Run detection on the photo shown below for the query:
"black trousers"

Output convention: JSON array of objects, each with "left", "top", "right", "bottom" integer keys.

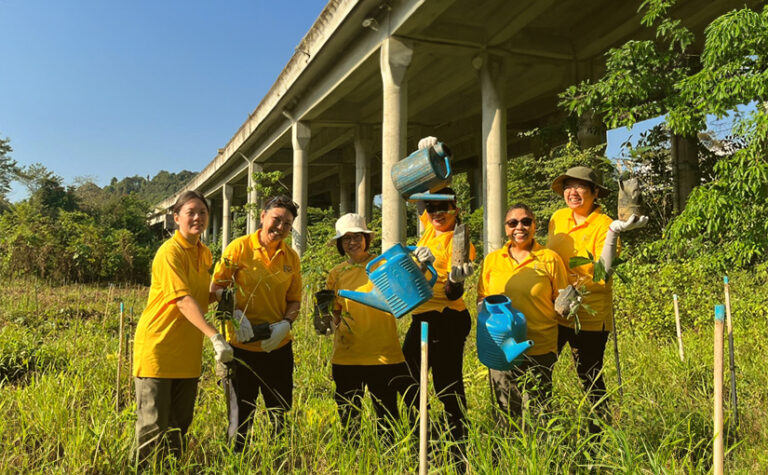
[
  {"left": 402, "top": 308, "right": 471, "bottom": 443},
  {"left": 227, "top": 342, "right": 293, "bottom": 451},
  {"left": 557, "top": 325, "right": 609, "bottom": 409},
  {"left": 332, "top": 362, "right": 410, "bottom": 438},
  {"left": 488, "top": 352, "right": 558, "bottom": 423}
]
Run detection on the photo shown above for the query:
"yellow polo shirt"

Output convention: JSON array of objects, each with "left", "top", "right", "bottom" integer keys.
[
  {"left": 212, "top": 234, "right": 302, "bottom": 352},
  {"left": 326, "top": 256, "right": 405, "bottom": 366},
  {"left": 413, "top": 211, "right": 477, "bottom": 314},
  {"left": 547, "top": 206, "right": 619, "bottom": 331},
  {"left": 477, "top": 242, "right": 568, "bottom": 355},
  {"left": 133, "top": 231, "right": 212, "bottom": 379}
]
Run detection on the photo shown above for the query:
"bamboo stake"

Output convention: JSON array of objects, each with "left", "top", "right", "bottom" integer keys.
[
  {"left": 419, "top": 321, "right": 429, "bottom": 475},
  {"left": 713, "top": 305, "right": 725, "bottom": 475},
  {"left": 723, "top": 277, "right": 739, "bottom": 427},
  {"left": 611, "top": 303, "right": 623, "bottom": 398},
  {"left": 673, "top": 294, "right": 684, "bottom": 361},
  {"left": 127, "top": 306, "right": 135, "bottom": 403},
  {"left": 116, "top": 302, "right": 125, "bottom": 411}
]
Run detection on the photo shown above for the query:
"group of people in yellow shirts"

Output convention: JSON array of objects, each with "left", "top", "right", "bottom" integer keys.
[{"left": 131, "top": 136, "right": 647, "bottom": 466}]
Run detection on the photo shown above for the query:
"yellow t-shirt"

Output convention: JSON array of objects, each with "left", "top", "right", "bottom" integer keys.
[
  {"left": 547, "top": 206, "right": 619, "bottom": 331},
  {"left": 133, "top": 231, "right": 213, "bottom": 379},
  {"left": 326, "top": 256, "right": 405, "bottom": 365},
  {"left": 477, "top": 242, "right": 568, "bottom": 355},
  {"left": 212, "top": 234, "right": 302, "bottom": 352},
  {"left": 413, "top": 211, "right": 477, "bottom": 314}
]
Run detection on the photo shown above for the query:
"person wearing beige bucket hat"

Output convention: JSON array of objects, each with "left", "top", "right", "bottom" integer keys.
[
  {"left": 321, "top": 213, "right": 410, "bottom": 441},
  {"left": 547, "top": 166, "right": 647, "bottom": 430}
]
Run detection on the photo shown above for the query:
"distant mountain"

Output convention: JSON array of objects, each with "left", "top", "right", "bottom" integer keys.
[{"left": 104, "top": 170, "right": 197, "bottom": 204}]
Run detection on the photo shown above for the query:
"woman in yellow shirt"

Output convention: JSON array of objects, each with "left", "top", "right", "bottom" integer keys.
[
  {"left": 547, "top": 166, "right": 646, "bottom": 418},
  {"left": 133, "top": 190, "right": 233, "bottom": 465},
  {"left": 211, "top": 195, "right": 302, "bottom": 450},
  {"left": 322, "top": 213, "right": 410, "bottom": 440},
  {"left": 477, "top": 203, "right": 569, "bottom": 421}
]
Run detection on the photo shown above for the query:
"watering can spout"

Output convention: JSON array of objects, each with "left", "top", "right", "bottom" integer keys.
[
  {"left": 501, "top": 339, "right": 534, "bottom": 363},
  {"left": 337, "top": 289, "right": 391, "bottom": 314}
]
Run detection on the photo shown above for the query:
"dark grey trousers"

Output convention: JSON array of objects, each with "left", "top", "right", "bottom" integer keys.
[
  {"left": 134, "top": 377, "right": 198, "bottom": 466},
  {"left": 488, "top": 352, "right": 557, "bottom": 423}
]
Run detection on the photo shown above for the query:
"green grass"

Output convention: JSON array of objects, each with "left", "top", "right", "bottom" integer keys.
[{"left": 0, "top": 276, "right": 766, "bottom": 474}]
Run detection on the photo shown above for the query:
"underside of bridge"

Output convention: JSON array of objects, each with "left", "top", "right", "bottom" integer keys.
[{"left": 151, "top": 0, "right": 759, "bottom": 255}]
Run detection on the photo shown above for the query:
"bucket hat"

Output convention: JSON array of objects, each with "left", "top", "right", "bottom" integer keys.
[
  {"left": 329, "top": 213, "right": 373, "bottom": 242},
  {"left": 551, "top": 166, "right": 609, "bottom": 197}
]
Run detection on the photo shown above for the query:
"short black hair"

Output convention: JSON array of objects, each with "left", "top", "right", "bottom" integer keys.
[
  {"left": 172, "top": 190, "right": 209, "bottom": 215},
  {"left": 506, "top": 203, "right": 535, "bottom": 220},
  {"left": 336, "top": 233, "right": 372, "bottom": 256},
  {"left": 264, "top": 194, "right": 299, "bottom": 219}
]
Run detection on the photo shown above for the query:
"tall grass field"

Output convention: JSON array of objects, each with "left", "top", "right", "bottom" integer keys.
[{"left": 1, "top": 269, "right": 766, "bottom": 474}]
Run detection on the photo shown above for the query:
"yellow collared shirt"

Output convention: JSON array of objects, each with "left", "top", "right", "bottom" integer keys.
[
  {"left": 413, "top": 211, "right": 477, "bottom": 314},
  {"left": 133, "top": 231, "right": 213, "bottom": 379},
  {"left": 326, "top": 256, "right": 405, "bottom": 365},
  {"left": 212, "top": 233, "right": 302, "bottom": 352},
  {"left": 477, "top": 241, "right": 568, "bottom": 355},
  {"left": 547, "top": 206, "right": 619, "bottom": 331}
]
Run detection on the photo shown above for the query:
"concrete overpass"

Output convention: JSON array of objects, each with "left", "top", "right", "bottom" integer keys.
[{"left": 150, "top": 0, "right": 753, "bottom": 256}]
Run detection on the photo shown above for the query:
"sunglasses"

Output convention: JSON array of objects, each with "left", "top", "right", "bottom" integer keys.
[
  {"left": 425, "top": 203, "right": 455, "bottom": 214},
  {"left": 505, "top": 217, "right": 533, "bottom": 227}
]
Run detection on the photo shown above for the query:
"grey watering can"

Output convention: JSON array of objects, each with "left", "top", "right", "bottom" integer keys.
[{"left": 390, "top": 142, "right": 454, "bottom": 201}]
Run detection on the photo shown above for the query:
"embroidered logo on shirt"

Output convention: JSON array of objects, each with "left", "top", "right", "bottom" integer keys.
[{"left": 284, "top": 265, "right": 292, "bottom": 273}]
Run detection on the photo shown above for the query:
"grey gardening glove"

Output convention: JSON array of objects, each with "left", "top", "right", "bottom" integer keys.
[
  {"left": 233, "top": 309, "right": 254, "bottom": 343},
  {"left": 413, "top": 246, "right": 436, "bottom": 266},
  {"left": 209, "top": 333, "right": 233, "bottom": 363},
  {"left": 448, "top": 262, "right": 475, "bottom": 283},
  {"left": 418, "top": 136, "right": 438, "bottom": 150},
  {"left": 554, "top": 285, "right": 582, "bottom": 317},
  {"left": 261, "top": 319, "right": 291, "bottom": 353}
]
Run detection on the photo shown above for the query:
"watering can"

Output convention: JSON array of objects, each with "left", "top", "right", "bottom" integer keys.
[
  {"left": 391, "top": 142, "right": 454, "bottom": 201},
  {"left": 476, "top": 295, "right": 534, "bottom": 370},
  {"left": 337, "top": 243, "right": 437, "bottom": 318}
]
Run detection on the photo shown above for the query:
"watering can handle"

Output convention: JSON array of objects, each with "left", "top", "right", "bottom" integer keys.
[
  {"left": 366, "top": 252, "right": 386, "bottom": 274},
  {"left": 407, "top": 246, "right": 438, "bottom": 287}
]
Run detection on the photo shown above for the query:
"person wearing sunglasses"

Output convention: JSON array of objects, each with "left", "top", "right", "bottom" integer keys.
[
  {"left": 547, "top": 167, "right": 647, "bottom": 428},
  {"left": 477, "top": 203, "right": 569, "bottom": 425},
  {"left": 402, "top": 136, "right": 477, "bottom": 463},
  {"left": 321, "top": 213, "right": 410, "bottom": 441},
  {"left": 210, "top": 195, "right": 302, "bottom": 450}
]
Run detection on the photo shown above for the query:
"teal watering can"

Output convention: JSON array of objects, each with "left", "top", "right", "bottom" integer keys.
[
  {"left": 476, "top": 295, "right": 533, "bottom": 370},
  {"left": 391, "top": 142, "right": 454, "bottom": 201},
  {"left": 337, "top": 243, "right": 437, "bottom": 318}
]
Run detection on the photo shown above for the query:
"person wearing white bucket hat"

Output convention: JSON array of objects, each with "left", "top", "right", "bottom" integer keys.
[{"left": 321, "top": 213, "right": 410, "bottom": 440}]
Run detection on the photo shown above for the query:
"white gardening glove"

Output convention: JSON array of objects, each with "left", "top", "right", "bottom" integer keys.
[
  {"left": 233, "top": 309, "right": 254, "bottom": 343},
  {"left": 413, "top": 246, "right": 436, "bottom": 266},
  {"left": 448, "top": 262, "right": 475, "bottom": 283},
  {"left": 418, "top": 136, "right": 438, "bottom": 150},
  {"left": 609, "top": 214, "right": 648, "bottom": 233},
  {"left": 209, "top": 333, "right": 233, "bottom": 363},
  {"left": 214, "top": 288, "right": 224, "bottom": 301},
  {"left": 261, "top": 319, "right": 291, "bottom": 353}
]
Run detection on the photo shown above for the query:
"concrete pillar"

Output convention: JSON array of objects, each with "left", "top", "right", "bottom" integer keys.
[
  {"left": 577, "top": 110, "right": 607, "bottom": 149},
  {"left": 474, "top": 53, "right": 507, "bottom": 254},
  {"left": 380, "top": 37, "right": 413, "bottom": 251},
  {"left": 203, "top": 198, "right": 212, "bottom": 242},
  {"left": 247, "top": 161, "right": 263, "bottom": 234},
  {"left": 212, "top": 201, "right": 219, "bottom": 245},
  {"left": 354, "top": 125, "right": 373, "bottom": 221},
  {"left": 291, "top": 121, "right": 311, "bottom": 256},
  {"left": 330, "top": 184, "right": 341, "bottom": 216},
  {"left": 222, "top": 184, "right": 233, "bottom": 250}
]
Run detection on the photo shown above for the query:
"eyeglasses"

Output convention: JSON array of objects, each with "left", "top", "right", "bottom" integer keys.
[
  {"left": 563, "top": 182, "right": 592, "bottom": 192},
  {"left": 341, "top": 233, "right": 365, "bottom": 243},
  {"left": 425, "top": 203, "right": 456, "bottom": 215},
  {"left": 505, "top": 217, "right": 533, "bottom": 227}
]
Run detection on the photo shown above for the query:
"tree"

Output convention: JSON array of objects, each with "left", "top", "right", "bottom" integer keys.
[{"left": 0, "top": 136, "right": 19, "bottom": 210}]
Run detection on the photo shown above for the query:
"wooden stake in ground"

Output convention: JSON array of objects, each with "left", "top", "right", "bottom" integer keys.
[
  {"left": 713, "top": 304, "right": 725, "bottom": 475},
  {"left": 102, "top": 283, "right": 114, "bottom": 328},
  {"left": 116, "top": 302, "right": 125, "bottom": 411},
  {"left": 611, "top": 303, "right": 623, "bottom": 398},
  {"left": 723, "top": 276, "right": 739, "bottom": 427},
  {"left": 673, "top": 294, "right": 684, "bottom": 361},
  {"left": 419, "top": 321, "right": 429, "bottom": 475}
]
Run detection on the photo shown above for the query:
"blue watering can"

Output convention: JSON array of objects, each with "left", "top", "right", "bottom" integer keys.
[
  {"left": 338, "top": 243, "right": 437, "bottom": 318},
  {"left": 391, "top": 142, "right": 454, "bottom": 201},
  {"left": 476, "top": 295, "right": 533, "bottom": 370}
]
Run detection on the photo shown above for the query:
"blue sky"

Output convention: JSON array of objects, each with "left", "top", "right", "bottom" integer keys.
[{"left": 0, "top": 0, "right": 326, "bottom": 200}]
